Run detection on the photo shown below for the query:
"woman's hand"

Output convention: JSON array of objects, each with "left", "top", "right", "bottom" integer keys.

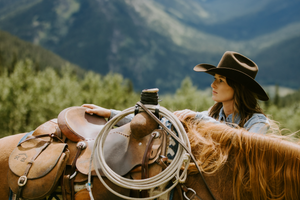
[
  {"left": 81, "top": 104, "right": 111, "bottom": 118},
  {"left": 174, "top": 109, "right": 196, "bottom": 121}
]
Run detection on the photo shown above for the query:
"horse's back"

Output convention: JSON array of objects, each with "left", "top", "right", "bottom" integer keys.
[{"left": 0, "top": 133, "right": 27, "bottom": 200}]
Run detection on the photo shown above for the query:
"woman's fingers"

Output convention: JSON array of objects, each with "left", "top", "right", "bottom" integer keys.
[
  {"left": 85, "top": 108, "right": 94, "bottom": 115},
  {"left": 81, "top": 104, "right": 98, "bottom": 109},
  {"left": 81, "top": 104, "right": 111, "bottom": 118},
  {"left": 174, "top": 109, "right": 196, "bottom": 121}
]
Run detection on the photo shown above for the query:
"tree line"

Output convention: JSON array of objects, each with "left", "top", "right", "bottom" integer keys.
[{"left": 0, "top": 59, "right": 299, "bottom": 138}]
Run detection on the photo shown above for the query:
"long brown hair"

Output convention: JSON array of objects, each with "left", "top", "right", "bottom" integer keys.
[
  {"left": 209, "top": 77, "right": 266, "bottom": 127},
  {"left": 184, "top": 120, "right": 300, "bottom": 200}
]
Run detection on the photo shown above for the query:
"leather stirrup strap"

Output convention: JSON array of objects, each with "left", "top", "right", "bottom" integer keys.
[
  {"left": 15, "top": 141, "right": 50, "bottom": 200},
  {"left": 139, "top": 132, "right": 157, "bottom": 198},
  {"left": 141, "top": 132, "right": 157, "bottom": 179},
  {"left": 62, "top": 141, "right": 86, "bottom": 200},
  {"left": 136, "top": 102, "right": 216, "bottom": 200}
]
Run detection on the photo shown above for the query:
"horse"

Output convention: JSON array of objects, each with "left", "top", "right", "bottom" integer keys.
[
  {"left": 1, "top": 113, "right": 300, "bottom": 199},
  {"left": 182, "top": 120, "right": 300, "bottom": 200}
]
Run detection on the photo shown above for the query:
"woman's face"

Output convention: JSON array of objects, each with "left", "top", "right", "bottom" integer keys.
[{"left": 211, "top": 74, "right": 234, "bottom": 104}]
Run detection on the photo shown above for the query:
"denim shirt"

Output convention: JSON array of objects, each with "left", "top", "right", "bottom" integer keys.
[
  {"left": 195, "top": 107, "right": 270, "bottom": 134},
  {"left": 109, "top": 109, "right": 134, "bottom": 126},
  {"left": 110, "top": 107, "right": 270, "bottom": 134}
]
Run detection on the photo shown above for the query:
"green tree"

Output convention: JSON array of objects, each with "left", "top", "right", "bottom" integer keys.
[
  {"left": 160, "top": 77, "right": 213, "bottom": 112},
  {"left": 0, "top": 59, "right": 139, "bottom": 137},
  {"left": 1, "top": 60, "right": 299, "bottom": 139}
]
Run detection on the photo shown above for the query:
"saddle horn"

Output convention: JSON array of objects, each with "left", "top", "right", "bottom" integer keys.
[{"left": 131, "top": 88, "right": 160, "bottom": 139}]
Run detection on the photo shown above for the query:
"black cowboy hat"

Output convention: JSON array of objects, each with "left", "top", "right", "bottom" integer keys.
[{"left": 193, "top": 51, "right": 269, "bottom": 101}]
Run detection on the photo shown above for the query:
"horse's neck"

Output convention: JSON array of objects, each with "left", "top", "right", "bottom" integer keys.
[
  {"left": 173, "top": 157, "right": 236, "bottom": 200},
  {"left": 199, "top": 165, "right": 234, "bottom": 200}
]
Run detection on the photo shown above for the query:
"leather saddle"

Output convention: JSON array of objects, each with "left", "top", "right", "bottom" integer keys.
[
  {"left": 57, "top": 106, "right": 167, "bottom": 177},
  {"left": 8, "top": 106, "right": 168, "bottom": 199},
  {"left": 8, "top": 120, "right": 69, "bottom": 200}
]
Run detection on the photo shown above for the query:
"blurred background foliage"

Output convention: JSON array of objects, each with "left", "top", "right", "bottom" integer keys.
[
  {"left": 1, "top": 58, "right": 300, "bottom": 138},
  {"left": 0, "top": 59, "right": 140, "bottom": 136}
]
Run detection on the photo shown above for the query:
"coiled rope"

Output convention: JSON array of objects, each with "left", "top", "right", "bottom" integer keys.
[{"left": 87, "top": 104, "right": 191, "bottom": 200}]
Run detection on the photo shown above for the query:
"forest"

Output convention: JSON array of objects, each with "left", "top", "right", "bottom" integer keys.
[{"left": 0, "top": 58, "right": 300, "bottom": 138}]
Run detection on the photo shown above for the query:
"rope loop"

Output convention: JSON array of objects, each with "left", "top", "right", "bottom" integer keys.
[{"left": 87, "top": 104, "right": 191, "bottom": 199}]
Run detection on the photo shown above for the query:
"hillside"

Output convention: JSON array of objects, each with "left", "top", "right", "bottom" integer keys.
[
  {"left": 0, "top": 0, "right": 299, "bottom": 93},
  {"left": 253, "top": 35, "right": 300, "bottom": 89},
  {"left": 155, "top": 0, "right": 300, "bottom": 40},
  {"left": 0, "top": 30, "right": 83, "bottom": 74}
]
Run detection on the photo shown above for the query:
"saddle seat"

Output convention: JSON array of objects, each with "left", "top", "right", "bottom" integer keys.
[{"left": 58, "top": 106, "right": 107, "bottom": 142}]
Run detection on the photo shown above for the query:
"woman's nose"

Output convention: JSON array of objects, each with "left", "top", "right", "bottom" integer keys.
[{"left": 211, "top": 80, "right": 216, "bottom": 89}]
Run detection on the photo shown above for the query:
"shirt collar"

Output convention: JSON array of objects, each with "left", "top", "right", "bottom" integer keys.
[{"left": 218, "top": 107, "right": 241, "bottom": 124}]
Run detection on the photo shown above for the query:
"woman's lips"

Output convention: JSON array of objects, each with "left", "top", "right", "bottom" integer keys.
[{"left": 212, "top": 90, "right": 217, "bottom": 94}]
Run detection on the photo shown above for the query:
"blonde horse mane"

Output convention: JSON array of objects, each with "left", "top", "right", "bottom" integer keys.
[{"left": 184, "top": 120, "right": 300, "bottom": 200}]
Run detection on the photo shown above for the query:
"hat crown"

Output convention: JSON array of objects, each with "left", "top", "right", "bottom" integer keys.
[{"left": 218, "top": 51, "right": 258, "bottom": 79}]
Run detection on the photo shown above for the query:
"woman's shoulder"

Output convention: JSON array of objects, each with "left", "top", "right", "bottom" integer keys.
[
  {"left": 244, "top": 113, "right": 270, "bottom": 134},
  {"left": 245, "top": 113, "right": 270, "bottom": 126},
  {"left": 195, "top": 110, "right": 209, "bottom": 118}
]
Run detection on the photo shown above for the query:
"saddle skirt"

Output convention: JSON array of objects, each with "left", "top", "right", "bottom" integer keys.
[
  {"left": 98, "top": 124, "right": 166, "bottom": 176},
  {"left": 8, "top": 135, "right": 69, "bottom": 199}
]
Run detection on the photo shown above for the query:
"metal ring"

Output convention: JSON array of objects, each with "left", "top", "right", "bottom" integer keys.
[
  {"left": 183, "top": 187, "right": 197, "bottom": 200},
  {"left": 18, "top": 175, "right": 27, "bottom": 187},
  {"left": 152, "top": 131, "right": 160, "bottom": 138}
]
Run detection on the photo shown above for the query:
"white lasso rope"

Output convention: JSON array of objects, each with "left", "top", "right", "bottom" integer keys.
[{"left": 87, "top": 104, "right": 191, "bottom": 200}]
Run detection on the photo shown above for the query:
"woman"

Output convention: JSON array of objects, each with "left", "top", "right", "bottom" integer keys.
[
  {"left": 175, "top": 51, "right": 270, "bottom": 134},
  {"left": 83, "top": 51, "right": 270, "bottom": 134}
]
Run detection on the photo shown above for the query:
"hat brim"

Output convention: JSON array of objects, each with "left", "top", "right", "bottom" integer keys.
[{"left": 194, "top": 64, "right": 269, "bottom": 101}]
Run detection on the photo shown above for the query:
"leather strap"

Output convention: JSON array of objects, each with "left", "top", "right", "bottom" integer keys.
[
  {"left": 139, "top": 132, "right": 157, "bottom": 198},
  {"left": 136, "top": 102, "right": 216, "bottom": 200},
  {"left": 141, "top": 132, "right": 157, "bottom": 179},
  {"left": 15, "top": 141, "right": 50, "bottom": 200},
  {"left": 62, "top": 174, "right": 72, "bottom": 200},
  {"left": 62, "top": 140, "right": 86, "bottom": 200},
  {"left": 18, "top": 133, "right": 64, "bottom": 145}
]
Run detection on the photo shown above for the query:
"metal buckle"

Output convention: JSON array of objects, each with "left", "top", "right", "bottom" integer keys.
[
  {"left": 183, "top": 187, "right": 197, "bottom": 200},
  {"left": 18, "top": 175, "right": 27, "bottom": 187}
]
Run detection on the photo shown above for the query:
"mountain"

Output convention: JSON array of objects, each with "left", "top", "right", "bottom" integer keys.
[
  {"left": 253, "top": 35, "right": 300, "bottom": 89},
  {"left": 155, "top": 0, "right": 300, "bottom": 40},
  {"left": 0, "top": 0, "right": 299, "bottom": 93},
  {"left": 0, "top": 29, "right": 83, "bottom": 74}
]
